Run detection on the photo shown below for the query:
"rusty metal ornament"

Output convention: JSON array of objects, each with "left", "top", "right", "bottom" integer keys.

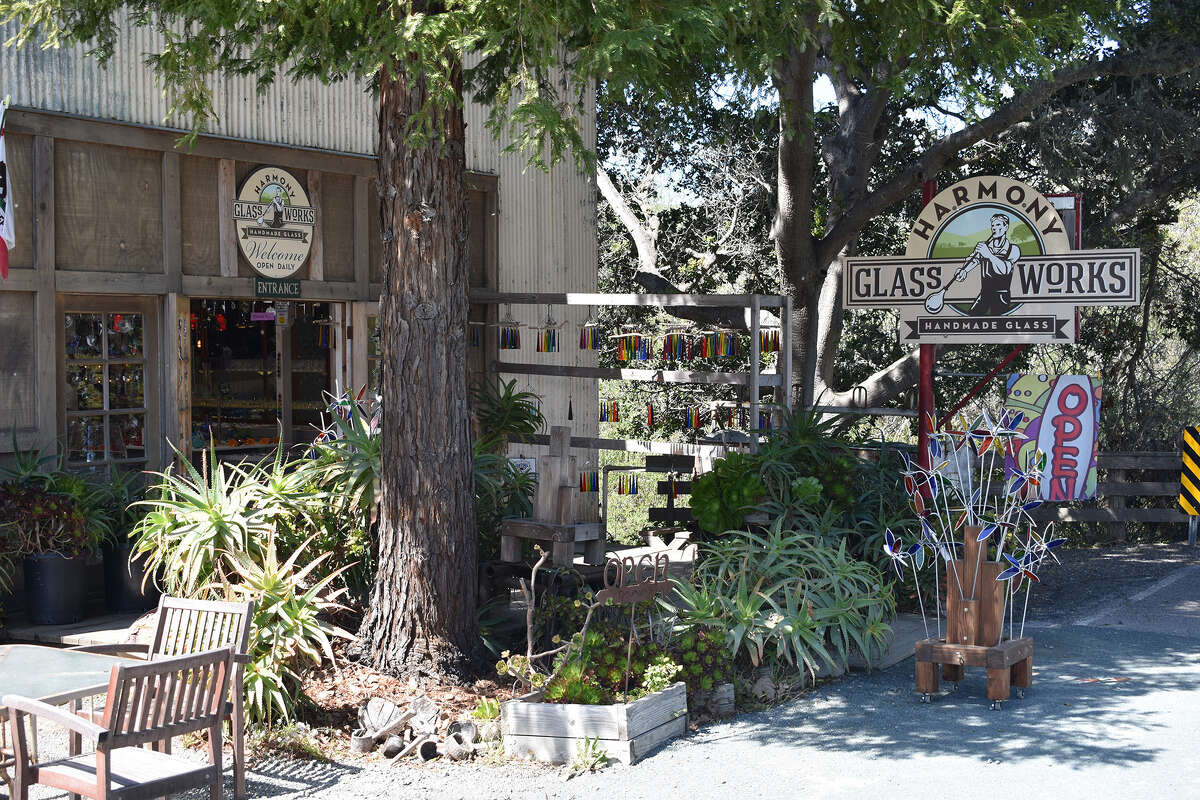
[{"left": 594, "top": 553, "right": 671, "bottom": 605}]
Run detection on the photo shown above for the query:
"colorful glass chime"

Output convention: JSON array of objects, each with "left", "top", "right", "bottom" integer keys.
[
  {"left": 616, "top": 333, "right": 651, "bottom": 361},
  {"left": 698, "top": 330, "right": 736, "bottom": 358},
  {"left": 616, "top": 473, "right": 639, "bottom": 495},
  {"left": 646, "top": 403, "right": 655, "bottom": 428},
  {"left": 599, "top": 401, "right": 620, "bottom": 422},
  {"left": 499, "top": 307, "right": 521, "bottom": 350},
  {"left": 579, "top": 323, "right": 600, "bottom": 350},
  {"left": 682, "top": 406, "right": 704, "bottom": 429},
  {"left": 662, "top": 331, "right": 692, "bottom": 360},
  {"left": 579, "top": 469, "right": 600, "bottom": 492},
  {"left": 759, "top": 329, "right": 781, "bottom": 353},
  {"left": 536, "top": 306, "right": 560, "bottom": 353},
  {"left": 758, "top": 411, "right": 774, "bottom": 430},
  {"left": 469, "top": 322, "right": 483, "bottom": 347}
]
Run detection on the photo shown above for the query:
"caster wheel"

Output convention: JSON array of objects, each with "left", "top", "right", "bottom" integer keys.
[
  {"left": 1015, "top": 689, "right": 1025, "bottom": 700},
  {"left": 919, "top": 693, "right": 932, "bottom": 704},
  {"left": 990, "top": 700, "right": 1003, "bottom": 711}
]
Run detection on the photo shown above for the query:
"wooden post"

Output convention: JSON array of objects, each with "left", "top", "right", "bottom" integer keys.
[
  {"left": 750, "top": 295, "right": 761, "bottom": 449},
  {"left": 1106, "top": 468, "right": 1128, "bottom": 542},
  {"left": 217, "top": 159, "right": 238, "bottom": 278},
  {"left": 33, "top": 136, "right": 57, "bottom": 453}
]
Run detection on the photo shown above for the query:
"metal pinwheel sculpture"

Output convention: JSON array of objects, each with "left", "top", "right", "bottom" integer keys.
[{"left": 894, "top": 407, "right": 1059, "bottom": 645}]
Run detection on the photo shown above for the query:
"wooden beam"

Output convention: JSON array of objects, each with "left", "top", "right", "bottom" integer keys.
[
  {"left": 1031, "top": 507, "right": 1188, "bottom": 524},
  {"left": 34, "top": 135, "right": 56, "bottom": 448},
  {"left": 494, "top": 360, "right": 781, "bottom": 387},
  {"left": 1097, "top": 452, "right": 1180, "bottom": 470},
  {"left": 354, "top": 175, "right": 370, "bottom": 299},
  {"left": 181, "top": 275, "right": 366, "bottom": 300},
  {"left": 0, "top": 269, "right": 37, "bottom": 291},
  {"left": 307, "top": 170, "right": 324, "bottom": 282},
  {"left": 57, "top": 272, "right": 169, "bottom": 295},
  {"left": 217, "top": 159, "right": 238, "bottom": 278},
  {"left": 161, "top": 152, "right": 183, "bottom": 294},
  {"left": 468, "top": 290, "right": 788, "bottom": 308},
  {"left": 6, "top": 108, "right": 376, "bottom": 177}
]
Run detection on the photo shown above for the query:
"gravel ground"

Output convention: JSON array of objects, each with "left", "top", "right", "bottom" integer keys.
[{"left": 13, "top": 541, "right": 1200, "bottom": 800}]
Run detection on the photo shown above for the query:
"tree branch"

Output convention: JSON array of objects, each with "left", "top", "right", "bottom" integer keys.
[{"left": 816, "top": 44, "right": 1200, "bottom": 269}]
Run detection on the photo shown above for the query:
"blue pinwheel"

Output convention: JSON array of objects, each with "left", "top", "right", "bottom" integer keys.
[
  {"left": 997, "top": 552, "right": 1040, "bottom": 585},
  {"left": 883, "top": 529, "right": 923, "bottom": 579}
]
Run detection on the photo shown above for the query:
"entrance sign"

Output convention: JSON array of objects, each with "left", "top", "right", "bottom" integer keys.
[
  {"left": 234, "top": 167, "right": 316, "bottom": 279},
  {"left": 1181, "top": 427, "right": 1200, "bottom": 516},
  {"left": 254, "top": 276, "right": 302, "bottom": 298},
  {"left": 844, "top": 176, "right": 1140, "bottom": 343},
  {"left": 1004, "top": 374, "right": 1102, "bottom": 501}
]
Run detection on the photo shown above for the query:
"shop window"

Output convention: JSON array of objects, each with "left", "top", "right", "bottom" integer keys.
[{"left": 63, "top": 311, "right": 148, "bottom": 468}]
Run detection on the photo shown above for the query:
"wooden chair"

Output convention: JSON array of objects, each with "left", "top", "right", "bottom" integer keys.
[
  {"left": 3, "top": 647, "right": 233, "bottom": 800},
  {"left": 71, "top": 597, "right": 254, "bottom": 800}
]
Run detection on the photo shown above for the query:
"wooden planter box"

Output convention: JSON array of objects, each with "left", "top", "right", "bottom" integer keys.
[{"left": 501, "top": 682, "right": 688, "bottom": 764}]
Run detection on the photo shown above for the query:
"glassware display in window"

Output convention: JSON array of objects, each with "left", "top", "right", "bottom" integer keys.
[{"left": 66, "top": 314, "right": 104, "bottom": 360}]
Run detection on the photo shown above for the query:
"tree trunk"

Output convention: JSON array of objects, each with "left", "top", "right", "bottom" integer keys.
[{"left": 359, "top": 57, "right": 478, "bottom": 679}]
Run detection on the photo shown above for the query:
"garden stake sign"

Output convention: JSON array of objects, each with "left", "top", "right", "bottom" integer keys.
[{"left": 890, "top": 408, "right": 1061, "bottom": 708}]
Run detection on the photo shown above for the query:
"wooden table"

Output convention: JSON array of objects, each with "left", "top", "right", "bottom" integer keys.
[{"left": 0, "top": 644, "right": 134, "bottom": 797}]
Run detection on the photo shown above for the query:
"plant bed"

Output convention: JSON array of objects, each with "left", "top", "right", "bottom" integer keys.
[{"left": 501, "top": 681, "right": 687, "bottom": 765}]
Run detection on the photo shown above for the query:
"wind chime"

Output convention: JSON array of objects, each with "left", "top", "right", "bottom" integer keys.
[
  {"left": 758, "top": 411, "right": 773, "bottom": 430},
  {"left": 579, "top": 463, "right": 600, "bottom": 492},
  {"left": 579, "top": 308, "right": 600, "bottom": 350},
  {"left": 499, "top": 305, "right": 521, "bottom": 350},
  {"left": 616, "top": 473, "right": 640, "bottom": 495},
  {"left": 615, "top": 331, "right": 651, "bottom": 361},
  {"left": 599, "top": 400, "right": 620, "bottom": 422},
  {"left": 759, "top": 328, "right": 781, "bottom": 353},
  {"left": 698, "top": 329, "right": 737, "bottom": 358},
  {"left": 682, "top": 406, "right": 705, "bottom": 430},
  {"left": 646, "top": 402, "right": 655, "bottom": 429},
  {"left": 662, "top": 329, "right": 692, "bottom": 360},
  {"left": 468, "top": 321, "right": 485, "bottom": 347},
  {"left": 536, "top": 305, "right": 561, "bottom": 353}
]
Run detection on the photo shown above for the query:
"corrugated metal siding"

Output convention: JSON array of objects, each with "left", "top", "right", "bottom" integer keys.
[{"left": 3, "top": 18, "right": 599, "bottom": 516}]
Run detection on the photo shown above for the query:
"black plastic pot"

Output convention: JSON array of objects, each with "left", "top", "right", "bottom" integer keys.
[
  {"left": 102, "top": 541, "right": 161, "bottom": 614},
  {"left": 23, "top": 552, "right": 87, "bottom": 625}
]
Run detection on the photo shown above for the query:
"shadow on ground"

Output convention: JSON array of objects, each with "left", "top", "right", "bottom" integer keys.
[{"left": 700, "top": 624, "right": 1200, "bottom": 769}]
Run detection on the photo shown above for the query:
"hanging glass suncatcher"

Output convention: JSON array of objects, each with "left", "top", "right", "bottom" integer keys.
[
  {"left": 662, "top": 330, "right": 691, "bottom": 360},
  {"left": 698, "top": 330, "right": 737, "bottom": 358},
  {"left": 758, "top": 411, "right": 773, "bottom": 430},
  {"left": 683, "top": 406, "right": 704, "bottom": 429},
  {"left": 499, "top": 306, "right": 521, "bottom": 350},
  {"left": 469, "top": 321, "right": 484, "bottom": 347},
  {"left": 646, "top": 403, "right": 655, "bottom": 429},
  {"left": 616, "top": 473, "right": 639, "bottom": 495},
  {"left": 579, "top": 308, "right": 600, "bottom": 350},
  {"left": 599, "top": 401, "right": 619, "bottom": 422},
  {"left": 536, "top": 305, "right": 561, "bottom": 353},
  {"left": 579, "top": 469, "right": 600, "bottom": 492},
  {"left": 616, "top": 332, "right": 651, "bottom": 361},
  {"left": 759, "top": 328, "right": 781, "bottom": 353}
]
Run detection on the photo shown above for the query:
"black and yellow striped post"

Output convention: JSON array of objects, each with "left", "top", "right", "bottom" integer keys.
[{"left": 1182, "top": 427, "right": 1200, "bottom": 545}]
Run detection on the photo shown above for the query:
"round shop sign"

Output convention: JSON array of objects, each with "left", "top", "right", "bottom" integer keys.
[{"left": 232, "top": 167, "right": 316, "bottom": 279}]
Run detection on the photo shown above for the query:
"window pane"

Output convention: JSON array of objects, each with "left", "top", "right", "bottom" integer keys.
[
  {"left": 66, "top": 364, "right": 105, "bottom": 410},
  {"left": 66, "top": 314, "right": 103, "bottom": 360},
  {"left": 108, "top": 364, "right": 144, "bottom": 409},
  {"left": 109, "top": 413, "right": 146, "bottom": 460},
  {"left": 0, "top": 293, "right": 36, "bottom": 430},
  {"left": 67, "top": 415, "right": 106, "bottom": 463},
  {"left": 107, "top": 313, "right": 143, "bottom": 359}
]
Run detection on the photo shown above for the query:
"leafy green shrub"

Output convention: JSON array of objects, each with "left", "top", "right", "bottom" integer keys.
[
  {"left": 0, "top": 483, "right": 93, "bottom": 556},
  {"left": 667, "top": 519, "right": 895, "bottom": 678},
  {"left": 472, "top": 379, "right": 543, "bottom": 560},
  {"left": 471, "top": 697, "right": 501, "bottom": 720},
  {"left": 689, "top": 452, "right": 766, "bottom": 534},
  {"left": 670, "top": 629, "right": 733, "bottom": 694}
]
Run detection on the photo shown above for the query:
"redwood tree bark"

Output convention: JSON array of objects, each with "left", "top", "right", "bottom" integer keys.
[{"left": 359, "top": 57, "right": 478, "bottom": 679}]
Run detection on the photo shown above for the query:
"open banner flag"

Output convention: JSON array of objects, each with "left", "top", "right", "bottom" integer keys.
[
  {"left": 0, "top": 98, "right": 13, "bottom": 280},
  {"left": 1005, "top": 373, "right": 1103, "bottom": 501}
]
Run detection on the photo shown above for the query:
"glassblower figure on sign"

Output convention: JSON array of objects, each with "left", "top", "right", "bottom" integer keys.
[{"left": 957, "top": 213, "right": 1021, "bottom": 316}]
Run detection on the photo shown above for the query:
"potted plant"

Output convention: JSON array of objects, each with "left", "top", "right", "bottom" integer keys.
[
  {"left": 0, "top": 482, "right": 94, "bottom": 625},
  {"left": 94, "top": 471, "right": 159, "bottom": 613}
]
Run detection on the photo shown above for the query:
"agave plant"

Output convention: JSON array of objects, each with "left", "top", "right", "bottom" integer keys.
[
  {"left": 303, "top": 391, "right": 381, "bottom": 525},
  {"left": 131, "top": 443, "right": 275, "bottom": 596},
  {"left": 220, "top": 533, "right": 353, "bottom": 725}
]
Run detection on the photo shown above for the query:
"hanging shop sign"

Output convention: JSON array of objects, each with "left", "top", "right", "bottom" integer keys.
[
  {"left": 843, "top": 176, "right": 1140, "bottom": 343},
  {"left": 1004, "top": 373, "right": 1103, "bottom": 501},
  {"left": 233, "top": 166, "right": 316, "bottom": 279}
]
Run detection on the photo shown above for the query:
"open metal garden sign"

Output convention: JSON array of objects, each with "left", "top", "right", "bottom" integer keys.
[{"left": 844, "top": 176, "right": 1140, "bottom": 343}]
